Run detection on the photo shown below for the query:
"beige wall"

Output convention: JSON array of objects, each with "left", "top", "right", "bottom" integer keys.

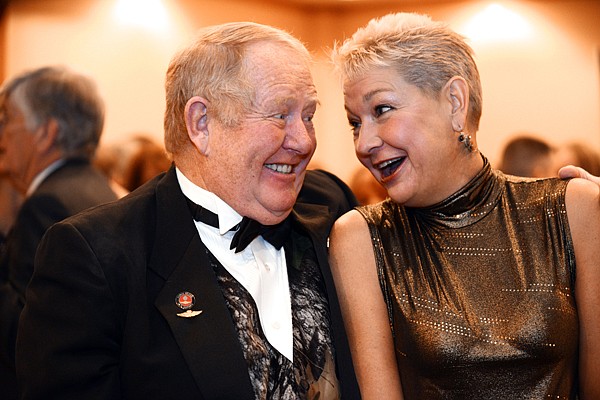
[
  {"left": 0, "top": 5, "right": 6, "bottom": 82},
  {"left": 2, "top": 0, "right": 600, "bottom": 183}
]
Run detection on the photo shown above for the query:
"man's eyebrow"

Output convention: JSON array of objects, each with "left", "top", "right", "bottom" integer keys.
[{"left": 272, "top": 94, "right": 320, "bottom": 108}]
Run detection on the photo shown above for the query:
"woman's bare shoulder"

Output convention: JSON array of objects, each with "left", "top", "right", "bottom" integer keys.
[
  {"left": 331, "top": 209, "right": 370, "bottom": 241},
  {"left": 565, "top": 177, "right": 600, "bottom": 221}
]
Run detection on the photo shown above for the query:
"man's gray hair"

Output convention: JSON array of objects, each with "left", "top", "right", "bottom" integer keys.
[
  {"left": 0, "top": 65, "right": 105, "bottom": 159},
  {"left": 163, "top": 21, "right": 312, "bottom": 156}
]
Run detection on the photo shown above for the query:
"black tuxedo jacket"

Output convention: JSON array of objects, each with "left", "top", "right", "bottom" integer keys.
[
  {"left": 0, "top": 159, "right": 117, "bottom": 399},
  {"left": 16, "top": 167, "right": 360, "bottom": 399}
]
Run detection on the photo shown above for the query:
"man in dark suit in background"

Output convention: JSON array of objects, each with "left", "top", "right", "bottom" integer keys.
[
  {"left": 17, "top": 22, "right": 359, "bottom": 399},
  {"left": 0, "top": 66, "right": 118, "bottom": 399}
]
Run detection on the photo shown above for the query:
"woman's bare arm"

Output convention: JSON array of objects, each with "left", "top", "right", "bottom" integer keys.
[
  {"left": 565, "top": 178, "right": 600, "bottom": 399},
  {"left": 329, "top": 209, "right": 404, "bottom": 399}
]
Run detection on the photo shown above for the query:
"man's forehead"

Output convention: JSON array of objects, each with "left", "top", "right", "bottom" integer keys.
[{"left": 261, "top": 91, "right": 318, "bottom": 108}]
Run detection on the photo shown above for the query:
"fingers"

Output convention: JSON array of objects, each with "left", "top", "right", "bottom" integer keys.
[
  {"left": 558, "top": 165, "right": 600, "bottom": 186},
  {"left": 559, "top": 165, "right": 586, "bottom": 179}
]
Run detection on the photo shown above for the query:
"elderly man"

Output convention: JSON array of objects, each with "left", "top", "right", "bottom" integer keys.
[
  {"left": 16, "top": 23, "right": 359, "bottom": 399},
  {"left": 0, "top": 66, "right": 118, "bottom": 399}
]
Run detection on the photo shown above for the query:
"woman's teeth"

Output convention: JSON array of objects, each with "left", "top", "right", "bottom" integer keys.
[{"left": 377, "top": 157, "right": 405, "bottom": 178}]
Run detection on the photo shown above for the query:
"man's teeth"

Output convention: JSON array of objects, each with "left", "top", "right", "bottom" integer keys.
[{"left": 265, "top": 164, "right": 292, "bottom": 174}]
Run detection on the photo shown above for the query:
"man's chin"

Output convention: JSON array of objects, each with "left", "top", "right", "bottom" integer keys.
[
  {"left": 261, "top": 208, "right": 293, "bottom": 225},
  {"left": 245, "top": 188, "right": 299, "bottom": 224},
  {"left": 254, "top": 202, "right": 294, "bottom": 225}
]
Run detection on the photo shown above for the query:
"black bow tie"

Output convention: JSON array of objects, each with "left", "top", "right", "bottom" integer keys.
[{"left": 187, "top": 198, "right": 291, "bottom": 253}]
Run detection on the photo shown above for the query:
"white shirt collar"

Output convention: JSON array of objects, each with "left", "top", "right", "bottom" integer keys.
[
  {"left": 175, "top": 167, "right": 294, "bottom": 362},
  {"left": 175, "top": 167, "right": 242, "bottom": 234},
  {"left": 27, "top": 159, "right": 67, "bottom": 197}
]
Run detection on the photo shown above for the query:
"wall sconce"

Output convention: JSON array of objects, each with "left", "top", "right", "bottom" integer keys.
[
  {"left": 461, "top": 3, "right": 533, "bottom": 43},
  {"left": 114, "top": 0, "right": 168, "bottom": 31}
]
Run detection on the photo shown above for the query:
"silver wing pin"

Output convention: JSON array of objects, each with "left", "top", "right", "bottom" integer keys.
[{"left": 176, "top": 309, "right": 203, "bottom": 318}]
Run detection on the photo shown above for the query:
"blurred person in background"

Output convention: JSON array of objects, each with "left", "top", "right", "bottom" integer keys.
[
  {"left": 93, "top": 142, "right": 129, "bottom": 198},
  {"left": 120, "top": 135, "right": 171, "bottom": 191},
  {"left": 0, "top": 65, "right": 118, "bottom": 399},
  {"left": 498, "top": 134, "right": 557, "bottom": 178},
  {"left": 0, "top": 174, "right": 22, "bottom": 243},
  {"left": 349, "top": 166, "right": 387, "bottom": 205},
  {"left": 94, "top": 134, "right": 171, "bottom": 195},
  {"left": 554, "top": 141, "right": 600, "bottom": 177}
]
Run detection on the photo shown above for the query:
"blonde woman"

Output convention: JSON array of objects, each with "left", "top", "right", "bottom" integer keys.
[{"left": 330, "top": 12, "right": 600, "bottom": 399}]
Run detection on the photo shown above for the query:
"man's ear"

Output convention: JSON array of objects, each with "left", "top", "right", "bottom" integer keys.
[
  {"left": 184, "top": 96, "right": 210, "bottom": 154},
  {"left": 34, "top": 118, "right": 59, "bottom": 154},
  {"left": 445, "top": 76, "right": 469, "bottom": 131}
]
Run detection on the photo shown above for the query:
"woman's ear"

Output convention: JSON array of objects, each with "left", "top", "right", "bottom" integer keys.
[
  {"left": 445, "top": 76, "right": 469, "bottom": 131},
  {"left": 184, "top": 96, "right": 210, "bottom": 154}
]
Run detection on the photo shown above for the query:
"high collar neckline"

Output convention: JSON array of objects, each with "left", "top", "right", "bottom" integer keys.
[{"left": 409, "top": 155, "right": 504, "bottom": 228}]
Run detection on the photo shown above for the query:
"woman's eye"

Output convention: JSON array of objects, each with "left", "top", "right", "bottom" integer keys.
[
  {"left": 273, "top": 113, "right": 286, "bottom": 120},
  {"left": 348, "top": 120, "right": 361, "bottom": 135},
  {"left": 375, "top": 105, "right": 393, "bottom": 116},
  {"left": 303, "top": 114, "right": 314, "bottom": 122}
]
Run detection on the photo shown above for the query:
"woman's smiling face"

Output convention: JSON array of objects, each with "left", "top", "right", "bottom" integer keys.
[{"left": 343, "top": 67, "right": 463, "bottom": 208}]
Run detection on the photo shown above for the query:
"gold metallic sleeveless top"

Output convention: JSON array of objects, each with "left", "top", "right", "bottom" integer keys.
[{"left": 358, "top": 157, "right": 578, "bottom": 399}]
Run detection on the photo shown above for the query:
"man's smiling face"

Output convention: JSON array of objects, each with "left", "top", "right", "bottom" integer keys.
[{"left": 199, "top": 40, "right": 318, "bottom": 225}]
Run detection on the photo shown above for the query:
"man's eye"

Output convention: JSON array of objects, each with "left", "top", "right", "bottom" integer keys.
[
  {"left": 375, "top": 105, "right": 393, "bottom": 116},
  {"left": 273, "top": 114, "right": 286, "bottom": 120},
  {"left": 303, "top": 114, "right": 314, "bottom": 123}
]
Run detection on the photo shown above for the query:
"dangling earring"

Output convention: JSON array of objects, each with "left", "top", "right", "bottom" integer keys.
[{"left": 458, "top": 131, "right": 474, "bottom": 152}]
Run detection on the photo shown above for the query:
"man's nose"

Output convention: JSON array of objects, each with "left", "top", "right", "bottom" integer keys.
[{"left": 283, "top": 117, "right": 315, "bottom": 156}]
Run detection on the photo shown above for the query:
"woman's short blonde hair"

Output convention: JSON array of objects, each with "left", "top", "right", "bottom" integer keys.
[{"left": 332, "top": 12, "right": 482, "bottom": 132}]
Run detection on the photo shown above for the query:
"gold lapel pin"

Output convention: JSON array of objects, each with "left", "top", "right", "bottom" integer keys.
[{"left": 175, "top": 291, "right": 203, "bottom": 318}]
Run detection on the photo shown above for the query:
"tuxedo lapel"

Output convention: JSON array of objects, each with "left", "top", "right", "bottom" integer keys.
[
  {"left": 149, "top": 168, "right": 254, "bottom": 399},
  {"left": 291, "top": 202, "right": 333, "bottom": 304},
  {"left": 292, "top": 193, "right": 360, "bottom": 398},
  {"left": 154, "top": 241, "right": 254, "bottom": 399},
  {"left": 291, "top": 202, "right": 330, "bottom": 243}
]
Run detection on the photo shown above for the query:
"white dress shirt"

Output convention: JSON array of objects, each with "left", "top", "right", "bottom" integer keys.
[
  {"left": 176, "top": 168, "right": 294, "bottom": 362},
  {"left": 26, "top": 159, "right": 66, "bottom": 196}
]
